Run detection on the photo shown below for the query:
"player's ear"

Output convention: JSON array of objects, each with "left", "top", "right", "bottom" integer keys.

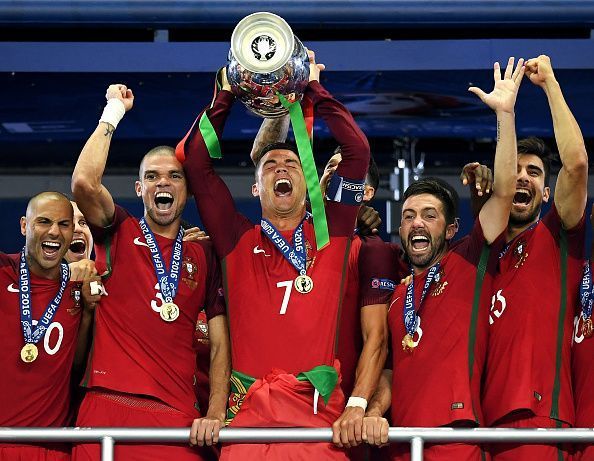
[
  {"left": 542, "top": 186, "right": 551, "bottom": 203},
  {"left": 252, "top": 183, "right": 259, "bottom": 197},
  {"left": 445, "top": 222, "right": 456, "bottom": 240},
  {"left": 20, "top": 216, "right": 26, "bottom": 236},
  {"left": 135, "top": 180, "right": 142, "bottom": 198}
]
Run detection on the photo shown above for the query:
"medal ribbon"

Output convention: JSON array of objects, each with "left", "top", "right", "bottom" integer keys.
[
  {"left": 260, "top": 213, "right": 310, "bottom": 275},
  {"left": 580, "top": 261, "right": 594, "bottom": 320},
  {"left": 139, "top": 218, "right": 184, "bottom": 303},
  {"left": 19, "top": 248, "right": 69, "bottom": 344},
  {"left": 403, "top": 264, "right": 440, "bottom": 338},
  {"left": 278, "top": 93, "right": 330, "bottom": 251}
]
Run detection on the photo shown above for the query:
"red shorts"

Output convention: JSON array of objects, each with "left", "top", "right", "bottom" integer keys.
[
  {"left": 72, "top": 389, "right": 209, "bottom": 461},
  {"left": 0, "top": 445, "right": 70, "bottom": 461},
  {"left": 389, "top": 442, "right": 485, "bottom": 461},
  {"left": 488, "top": 412, "right": 571, "bottom": 461},
  {"left": 220, "top": 369, "right": 348, "bottom": 461}
]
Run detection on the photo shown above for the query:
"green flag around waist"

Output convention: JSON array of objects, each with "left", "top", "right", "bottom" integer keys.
[
  {"left": 296, "top": 365, "right": 339, "bottom": 405},
  {"left": 278, "top": 93, "right": 330, "bottom": 250}
]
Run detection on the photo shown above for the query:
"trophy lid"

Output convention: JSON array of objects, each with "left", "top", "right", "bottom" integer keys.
[{"left": 230, "top": 12, "right": 295, "bottom": 74}]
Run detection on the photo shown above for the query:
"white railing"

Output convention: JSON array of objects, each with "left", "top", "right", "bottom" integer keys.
[{"left": 2, "top": 427, "right": 594, "bottom": 461}]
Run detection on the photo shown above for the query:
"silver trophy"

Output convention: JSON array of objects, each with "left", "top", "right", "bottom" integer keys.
[{"left": 227, "top": 12, "right": 310, "bottom": 118}]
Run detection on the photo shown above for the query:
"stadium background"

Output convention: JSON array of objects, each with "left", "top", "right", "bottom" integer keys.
[{"left": 2, "top": 0, "right": 594, "bottom": 251}]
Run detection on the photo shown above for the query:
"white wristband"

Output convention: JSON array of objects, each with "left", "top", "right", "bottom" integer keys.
[
  {"left": 99, "top": 98, "right": 126, "bottom": 130},
  {"left": 346, "top": 396, "right": 368, "bottom": 411}
]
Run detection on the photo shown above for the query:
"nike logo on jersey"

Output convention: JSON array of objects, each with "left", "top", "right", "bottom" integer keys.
[
  {"left": 7, "top": 283, "right": 18, "bottom": 293},
  {"left": 133, "top": 237, "right": 150, "bottom": 248},
  {"left": 253, "top": 246, "right": 271, "bottom": 257}
]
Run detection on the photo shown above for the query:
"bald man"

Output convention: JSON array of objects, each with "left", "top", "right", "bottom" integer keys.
[{"left": 0, "top": 192, "right": 87, "bottom": 460}]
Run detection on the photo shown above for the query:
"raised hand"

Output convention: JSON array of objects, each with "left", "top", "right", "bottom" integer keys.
[
  {"left": 524, "top": 55, "right": 556, "bottom": 88},
  {"left": 105, "top": 84, "right": 134, "bottom": 112},
  {"left": 307, "top": 49, "right": 325, "bottom": 82},
  {"left": 460, "top": 162, "right": 493, "bottom": 197},
  {"left": 468, "top": 57, "right": 524, "bottom": 114}
]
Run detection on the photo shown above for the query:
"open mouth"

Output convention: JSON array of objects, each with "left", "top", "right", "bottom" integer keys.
[
  {"left": 41, "top": 241, "right": 61, "bottom": 258},
  {"left": 410, "top": 234, "right": 430, "bottom": 252},
  {"left": 274, "top": 178, "right": 292, "bottom": 196},
  {"left": 69, "top": 238, "right": 86, "bottom": 255},
  {"left": 155, "top": 192, "right": 174, "bottom": 210},
  {"left": 513, "top": 188, "right": 532, "bottom": 206}
]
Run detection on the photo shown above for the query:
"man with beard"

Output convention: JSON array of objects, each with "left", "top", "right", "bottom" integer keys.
[
  {"left": 0, "top": 192, "right": 81, "bottom": 460},
  {"left": 480, "top": 55, "right": 588, "bottom": 461},
  {"left": 70, "top": 84, "right": 231, "bottom": 461},
  {"left": 177, "top": 51, "right": 369, "bottom": 460},
  {"left": 363, "top": 57, "right": 523, "bottom": 460}
]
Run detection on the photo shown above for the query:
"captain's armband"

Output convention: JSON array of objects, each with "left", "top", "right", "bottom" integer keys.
[{"left": 326, "top": 174, "right": 365, "bottom": 205}]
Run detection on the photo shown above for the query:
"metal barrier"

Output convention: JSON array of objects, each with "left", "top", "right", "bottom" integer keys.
[{"left": 2, "top": 427, "right": 594, "bottom": 461}]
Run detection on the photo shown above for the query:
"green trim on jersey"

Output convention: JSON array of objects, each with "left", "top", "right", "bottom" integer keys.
[
  {"left": 468, "top": 243, "right": 490, "bottom": 424},
  {"left": 334, "top": 238, "right": 353, "bottom": 356},
  {"left": 550, "top": 228, "right": 568, "bottom": 421}
]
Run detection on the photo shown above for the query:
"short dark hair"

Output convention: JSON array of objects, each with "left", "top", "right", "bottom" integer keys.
[
  {"left": 403, "top": 177, "right": 459, "bottom": 225},
  {"left": 517, "top": 137, "right": 554, "bottom": 186},
  {"left": 366, "top": 156, "right": 380, "bottom": 191},
  {"left": 139, "top": 145, "right": 176, "bottom": 179},
  {"left": 253, "top": 142, "right": 300, "bottom": 168}
]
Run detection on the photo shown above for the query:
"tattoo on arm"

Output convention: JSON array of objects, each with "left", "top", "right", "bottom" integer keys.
[
  {"left": 251, "top": 117, "right": 290, "bottom": 158},
  {"left": 104, "top": 125, "right": 115, "bottom": 137}
]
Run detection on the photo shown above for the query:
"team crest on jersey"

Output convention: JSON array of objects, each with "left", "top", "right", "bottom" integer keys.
[
  {"left": 513, "top": 239, "right": 529, "bottom": 268},
  {"left": 195, "top": 316, "right": 210, "bottom": 344},
  {"left": 182, "top": 257, "right": 198, "bottom": 290},
  {"left": 431, "top": 268, "right": 448, "bottom": 297},
  {"left": 68, "top": 284, "right": 82, "bottom": 315}
]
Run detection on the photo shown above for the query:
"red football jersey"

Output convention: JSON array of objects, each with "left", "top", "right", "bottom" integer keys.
[
  {"left": 572, "top": 278, "right": 594, "bottom": 426},
  {"left": 388, "top": 220, "right": 497, "bottom": 427},
  {"left": 0, "top": 252, "right": 81, "bottom": 427},
  {"left": 482, "top": 205, "right": 584, "bottom": 426},
  {"left": 83, "top": 206, "right": 225, "bottom": 417},
  {"left": 337, "top": 235, "right": 406, "bottom": 396},
  {"left": 178, "top": 81, "right": 370, "bottom": 378}
]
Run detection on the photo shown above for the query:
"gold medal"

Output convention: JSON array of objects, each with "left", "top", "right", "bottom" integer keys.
[
  {"left": 294, "top": 274, "right": 314, "bottom": 294},
  {"left": 20, "top": 343, "right": 38, "bottom": 363},
  {"left": 401, "top": 334, "right": 415, "bottom": 353},
  {"left": 583, "top": 318, "right": 593, "bottom": 338},
  {"left": 160, "top": 302, "right": 180, "bottom": 322}
]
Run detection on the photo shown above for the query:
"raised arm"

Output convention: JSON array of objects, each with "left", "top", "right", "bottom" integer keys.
[
  {"left": 71, "top": 84, "right": 133, "bottom": 228},
  {"left": 469, "top": 57, "right": 524, "bottom": 244},
  {"left": 305, "top": 52, "right": 370, "bottom": 182},
  {"left": 525, "top": 55, "right": 588, "bottom": 229},
  {"left": 176, "top": 76, "right": 249, "bottom": 259},
  {"left": 249, "top": 115, "right": 290, "bottom": 163}
]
